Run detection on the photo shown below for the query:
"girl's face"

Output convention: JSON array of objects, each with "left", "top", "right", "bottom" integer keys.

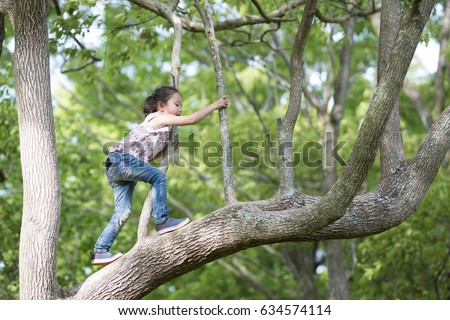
[{"left": 161, "top": 92, "right": 182, "bottom": 116}]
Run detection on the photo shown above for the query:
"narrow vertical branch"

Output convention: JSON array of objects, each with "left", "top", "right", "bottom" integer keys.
[
  {"left": 194, "top": 0, "right": 236, "bottom": 205},
  {"left": 378, "top": 0, "right": 405, "bottom": 179},
  {"left": 137, "top": 12, "right": 183, "bottom": 241},
  {"left": 277, "top": 0, "right": 317, "bottom": 195}
]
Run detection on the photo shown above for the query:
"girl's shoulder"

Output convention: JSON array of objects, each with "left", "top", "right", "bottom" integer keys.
[
  {"left": 143, "top": 112, "right": 170, "bottom": 132},
  {"left": 144, "top": 111, "right": 162, "bottom": 122}
]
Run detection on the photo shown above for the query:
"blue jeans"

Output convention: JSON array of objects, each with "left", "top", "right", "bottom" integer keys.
[{"left": 94, "top": 151, "right": 169, "bottom": 253}]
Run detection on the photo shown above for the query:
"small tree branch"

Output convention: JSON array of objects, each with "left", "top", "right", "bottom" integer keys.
[
  {"left": 250, "top": 0, "right": 295, "bottom": 23},
  {"left": 194, "top": 0, "right": 236, "bottom": 205},
  {"left": 277, "top": 0, "right": 317, "bottom": 195},
  {"left": 315, "top": 4, "right": 380, "bottom": 23},
  {"left": 130, "top": 0, "right": 306, "bottom": 32},
  {"left": 129, "top": 0, "right": 172, "bottom": 20}
]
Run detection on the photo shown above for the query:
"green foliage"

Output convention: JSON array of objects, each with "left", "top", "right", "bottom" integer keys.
[
  {"left": 0, "top": 96, "right": 21, "bottom": 299},
  {"left": 351, "top": 169, "right": 450, "bottom": 299}
]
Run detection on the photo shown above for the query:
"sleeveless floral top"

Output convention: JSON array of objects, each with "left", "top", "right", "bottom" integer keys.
[{"left": 109, "top": 112, "right": 170, "bottom": 163}]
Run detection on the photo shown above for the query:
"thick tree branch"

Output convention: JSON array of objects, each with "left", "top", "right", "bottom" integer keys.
[
  {"left": 412, "top": 105, "right": 450, "bottom": 178},
  {"left": 310, "top": 0, "right": 436, "bottom": 226},
  {"left": 194, "top": 0, "right": 236, "bottom": 205}
]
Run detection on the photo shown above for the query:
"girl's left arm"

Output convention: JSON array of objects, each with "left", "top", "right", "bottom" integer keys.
[{"left": 154, "top": 96, "right": 229, "bottom": 128}]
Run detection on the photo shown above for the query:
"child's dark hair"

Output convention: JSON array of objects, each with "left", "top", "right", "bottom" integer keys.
[{"left": 143, "top": 86, "right": 181, "bottom": 117}]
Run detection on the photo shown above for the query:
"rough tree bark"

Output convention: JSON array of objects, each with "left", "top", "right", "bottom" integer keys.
[{"left": 13, "top": 0, "right": 62, "bottom": 299}]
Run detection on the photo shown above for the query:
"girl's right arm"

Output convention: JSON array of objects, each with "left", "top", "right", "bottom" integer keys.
[{"left": 151, "top": 96, "right": 229, "bottom": 128}]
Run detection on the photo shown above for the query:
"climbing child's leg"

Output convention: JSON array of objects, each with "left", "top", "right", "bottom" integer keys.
[
  {"left": 94, "top": 181, "right": 135, "bottom": 252},
  {"left": 91, "top": 180, "right": 135, "bottom": 266},
  {"left": 118, "top": 153, "right": 190, "bottom": 234}
]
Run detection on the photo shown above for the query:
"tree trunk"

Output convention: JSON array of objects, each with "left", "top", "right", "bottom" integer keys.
[
  {"left": 325, "top": 240, "right": 349, "bottom": 299},
  {"left": 13, "top": 0, "right": 61, "bottom": 299}
]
